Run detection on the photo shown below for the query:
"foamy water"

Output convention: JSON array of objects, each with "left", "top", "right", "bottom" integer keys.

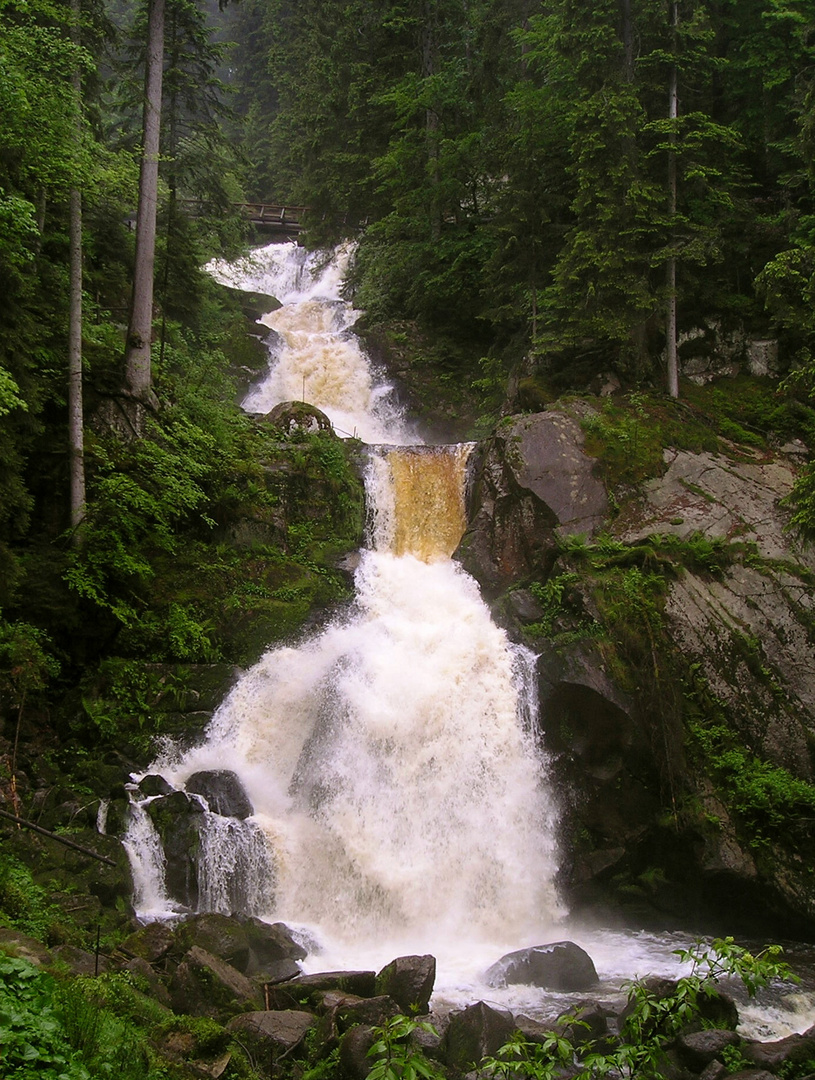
[{"left": 208, "top": 241, "right": 414, "bottom": 444}]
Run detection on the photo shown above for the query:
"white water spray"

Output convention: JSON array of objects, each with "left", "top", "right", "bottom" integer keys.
[{"left": 127, "top": 241, "right": 562, "bottom": 980}]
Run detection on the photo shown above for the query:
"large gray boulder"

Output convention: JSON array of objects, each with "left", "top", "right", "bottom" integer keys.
[
  {"left": 239, "top": 916, "right": 308, "bottom": 974},
  {"left": 336, "top": 995, "right": 403, "bottom": 1032},
  {"left": 485, "top": 941, "right": 599, "bottom": 991},
  {"left": 744, "top": 1026, "right": 815, "bottom": 1071},
  {"left": 284, "top": 971, "right": 378, "bottom": 1005},
  {"left": 121, "top": 920, "right": 175, "bottom": 963},
  {"left": 173, "top": 912, "right": 251, "bottom": 972},
  {"left": 458, "top": 410, "right": 607, "bottom": 593},
  {"left": 375, "top": 955, "right": 436, "bottom": 1015},
  {"left": 169, "top": 945, "right": 262, "bottom": 1017},
  {"left": 676, "top": 1030, "right": 741, "bottom": 1071},
  {"left": 227, "top": 1010, "right": 316, "bottom": 1056},
  {"left": 339, "top": 1025, "right": 377, "bottom": 1080},
  {"left": 442, "top": 1001, "right": 516, "bottom": 1072}
]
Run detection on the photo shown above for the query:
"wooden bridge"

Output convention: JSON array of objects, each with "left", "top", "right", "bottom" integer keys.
[
  {"left": 176, "top": 199, "right": 306, "bottom": 235},
  {"left": 176, "top": 200, "right": 366, "bottom": 235},
  {"left": 236, "top": 203, "right": 307, "bottom": 234}
]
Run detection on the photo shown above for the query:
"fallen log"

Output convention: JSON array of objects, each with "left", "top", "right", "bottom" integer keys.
[{"left": 0, "top": 807, "right": 118, "bottom": 866}]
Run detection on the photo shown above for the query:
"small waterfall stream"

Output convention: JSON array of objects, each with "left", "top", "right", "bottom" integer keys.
[{"left": 123, "top": 241, "right": 815, "bottom": 1035}]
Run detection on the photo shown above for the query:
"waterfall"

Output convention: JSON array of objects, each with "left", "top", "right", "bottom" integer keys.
[
  {"left": 130, "top": 240, "right": 563, "bottom": 983},
  {"left": 209, "top": 241, "right": 413, "bottom": 444}
]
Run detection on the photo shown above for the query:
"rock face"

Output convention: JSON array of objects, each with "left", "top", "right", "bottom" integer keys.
[
  {"left": 146, "top": 790, "right": 204, "bottom": 909},
  {"left": 461, "top": 404, "right": 815, "bottom": 936},
  {"left": 485, "top": 941, "right": 599, "bottom": 991},
  {"left": 458, "top": 411, "right": 607, "bottom": 593}
]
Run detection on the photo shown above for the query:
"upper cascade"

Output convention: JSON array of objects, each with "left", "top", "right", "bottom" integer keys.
[{"left": 207, "top": 241, "right": 414, "bottom": 446}]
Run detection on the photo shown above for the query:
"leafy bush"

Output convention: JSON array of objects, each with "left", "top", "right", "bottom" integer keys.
[
  {"left": 690, "top": 718, "right": 815, "bottom": 843},
  {"left": 0, "top": 855, "right": 68, "bottom": 943},
  {"left": 367, "top": 1015, "right": 443, "bottom": 1080},
  {"left": 0, "top": 954, "right": 156, "bottom": 1079}
]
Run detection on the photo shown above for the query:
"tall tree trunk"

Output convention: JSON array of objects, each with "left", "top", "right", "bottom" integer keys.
[
  {"left": 422, "top": 0, "right": 442, "bottom": 241},
  {"left": 68, "top": 0, "right": 85, "bottom": 538},
  {"left": 620, "top": 0, "right": 634, "bottom": 83},
  {"left": 666, "top": 0, "right": 679, "bottom": 399},
  {"left": 68, "top": 185, "right": 85, "bottom": 535},
  {"left": 124, "top": 0, "right": 165, "bottom": 408}
]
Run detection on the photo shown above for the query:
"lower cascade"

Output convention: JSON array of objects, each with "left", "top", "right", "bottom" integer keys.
[{"left": 127, "top": 440, "right": 562, "bottom": 976}]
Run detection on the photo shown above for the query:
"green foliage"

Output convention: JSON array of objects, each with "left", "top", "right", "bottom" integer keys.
[
  {"left": 0, "top": 619, "right": 60, "bottom": 711},
  {"left": 486, "top": 939, "right": 793, "bottom": 1080},
  {"left": 367, "top": 1015, "right": 444, "bottom": 1080},
  {"left": 0, "top": 953, "right": 91, "bottom": 1080},
  {"left": 689, "top": 713, "right": 815, "bottom": 843},
  {"left": 0, "top": 855, "right": 69, "bottom": 943},
  {"left": 0, "top": 956, "right": 163, "bottom": 1080}
]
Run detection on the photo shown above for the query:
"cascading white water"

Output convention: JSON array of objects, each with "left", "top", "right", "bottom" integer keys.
[
  {"left": 127, "top": 240, "right": 562, "bottom": 978},
  {"left": 122, "top": 800, "right": 176, "bottom": 920},
  {"left": 208, "top": 241, "right": 413, "bottom": 444},
  {"left": 149, "top": 438, "right": 563, "bottom": 975}
]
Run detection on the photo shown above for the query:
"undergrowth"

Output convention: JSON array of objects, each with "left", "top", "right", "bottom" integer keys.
[{"left": 685, "top": 674, "right": 815, "bottom": 846}]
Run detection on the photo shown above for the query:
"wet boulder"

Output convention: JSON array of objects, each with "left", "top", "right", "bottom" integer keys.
[
  {"left": 485, "top": 941, "right": 599, "bottom": 992},
  {"left": 336, "top": 995, "right": 403, "bottom": 1032},
  {"left": 146, "top": 790, "right": 204, "bottom": 909},
  {"left": 138, "top": 774, "right": 174, "bottom": 797},
  {"left": 265, "top": 401, "right": 333, "bottom": 435},
  {"left": 442, "top": 1001, "right": 516, "bottom": 1072},
  {"left": 375, "top": 954, "right": 436, "bottom": 1015},
  {"left": 676, "top": 1030, "right": 741, "bottom": 1071},
  {"left": 339, "top": 1024, "right": 377, "bottom": 1080},
  {"left": 186, "top": 770, "right": 254, "bottom": 819},
  {"left": 169, "top": 945, "right": 262, "bottom": 1017},
  {"left": 238, "top": 916, "right": 308, "bottom": 976},
  {"left": 121, "top": 921, "right": 175, "bottom": 963},
  {"left": 227, "top": 1010, "right": 316, "bottom": 1057},
  {"left": 284, "top": 971, "right": 377, "bottom": 1005},
  {"left": 458, "top": 410, "right": 608, "bottom": 594},
  {"left": 173, "top": 913, "right": 251, "bottom": 972},
  {"left": 620, "top": 977, "right": 738, "bottom": 1035},
  {"left": 744, "top": 1026, "right": 815, "bottom": 1072}
]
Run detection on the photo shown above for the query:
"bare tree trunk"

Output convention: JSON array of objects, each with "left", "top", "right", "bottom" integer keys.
[
  {"left": 68, "top": 0, "right": 85, "bottom": 538},
  {"left": 666, "top": 0, "right": 679, "bottom": 399},
  {"left": 68, "top": 184, "right": 85, "bottom": 537},
  {"left": 620, "top": 0, "right": 634, "bottom": 83},
  {"left": 124, "top": 0, "right": 165, "bottom": 409},
  {"left": 422, "top": 0, "right": 442, "bottom": 240}
]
